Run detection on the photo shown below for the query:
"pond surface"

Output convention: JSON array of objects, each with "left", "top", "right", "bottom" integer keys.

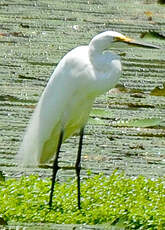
[
  {"left": 0, "top": 0, "right": 165, "bottom": 229},
  {"left": 0, "top": 0, "right": 165, "bottom": 182}
]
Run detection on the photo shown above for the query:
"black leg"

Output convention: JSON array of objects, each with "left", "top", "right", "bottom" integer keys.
[
  {"left": 75, "top": 127, "right": 84, "bottom": 209},
  {"left": 49, "top": 130, "right": 64, "bottom": 208}
]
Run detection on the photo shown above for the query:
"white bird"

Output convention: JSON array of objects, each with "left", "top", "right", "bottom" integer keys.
[{"left": 17, "top": 31, "right": 159, "bottom": 209}]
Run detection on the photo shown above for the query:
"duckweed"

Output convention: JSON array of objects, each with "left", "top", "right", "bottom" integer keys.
[{"left": 0, "top": 171, "right": 164, "bottom": 229}]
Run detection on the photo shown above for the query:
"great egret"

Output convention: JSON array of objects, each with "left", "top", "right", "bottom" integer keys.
[{"left": 17, "top": 31, "right": 159, "bottom": 209}]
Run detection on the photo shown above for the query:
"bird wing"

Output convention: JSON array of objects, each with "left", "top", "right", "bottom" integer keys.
[{"left": 17, "top": 46, "right": 94, "bottom": 166}]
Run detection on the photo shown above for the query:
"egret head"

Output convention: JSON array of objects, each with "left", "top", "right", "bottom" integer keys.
[{"left": 89, "top": 31, "right": 159, "bottom": 52}]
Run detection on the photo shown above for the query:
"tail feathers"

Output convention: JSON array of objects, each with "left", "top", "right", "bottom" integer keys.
[
  {"left": 16, "top": 108, "right": 40, "bottom": 167},
  {"left": 16, "top": 128, "right": 39, "bottom": 167}
]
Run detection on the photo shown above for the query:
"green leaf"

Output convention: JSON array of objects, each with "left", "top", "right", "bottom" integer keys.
[
  {"left": 150, "top": 83, "right": 165, "bottom": 96},
  {"left": 113, "top": 118, "right": 162, "bottom": 128}
]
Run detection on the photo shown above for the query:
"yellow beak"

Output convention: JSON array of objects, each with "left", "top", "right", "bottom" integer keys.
[{"left": 116, "top": 35, "right": 159, "bottom": 49}]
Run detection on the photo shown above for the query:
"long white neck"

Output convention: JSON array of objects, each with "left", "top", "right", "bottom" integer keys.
[
  {"left": 88, "top": 35, "right": 118, "bottom": 72},
  {"left": 87, "top": 33, "right": 122, "bottom": 96}
]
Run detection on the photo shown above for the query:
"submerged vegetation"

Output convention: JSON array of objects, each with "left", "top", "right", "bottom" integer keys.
[{"left": 0, "top": 171, "right": 164, "bottom": 229}]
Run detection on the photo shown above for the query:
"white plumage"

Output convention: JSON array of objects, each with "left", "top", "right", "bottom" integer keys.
[{"left": 17, "top": 30, "right": 156, "bottom": 167}]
